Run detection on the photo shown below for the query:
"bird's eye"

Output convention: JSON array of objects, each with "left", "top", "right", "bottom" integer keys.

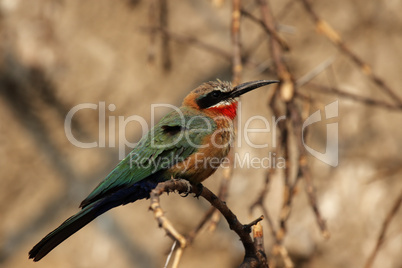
[{"left": 211, "top": 91, "right": 221, "bottom": 98}]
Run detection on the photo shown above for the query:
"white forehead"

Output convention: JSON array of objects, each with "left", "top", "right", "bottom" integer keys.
[{"left": 215, "top": 81, "right": 232, "bottom": 92}]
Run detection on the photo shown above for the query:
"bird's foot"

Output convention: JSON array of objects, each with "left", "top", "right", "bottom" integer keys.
[
  {"left": 179, "top": 180, "right": 192, "bottom": 197},
  {"left": 178, "top": 182, "right": 203, "bottom": 198},
  {"left": 193, "top": 183, "right": 204, "bottom": 198}
]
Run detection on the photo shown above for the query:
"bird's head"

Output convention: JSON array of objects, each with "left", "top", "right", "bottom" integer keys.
[{"left": 183, "top": 80, "right": 279, "bottom": 119}]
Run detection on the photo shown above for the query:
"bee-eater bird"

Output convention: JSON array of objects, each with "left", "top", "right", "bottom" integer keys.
[{"left": 29, "top": 79, "right": 278, "bottom": 261}]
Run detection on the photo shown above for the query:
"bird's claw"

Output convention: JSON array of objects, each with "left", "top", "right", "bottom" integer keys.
[
  {"left": 178, "top": 182, "right": 203, "bottom": 198},
  {"left": 180, "top": 191, "right": 190, "bottom": 197},
  {"left": 179, "top": 181, "right": 192, "bottom": 197},
  {"left": 194, "top": 183, "right": 204, "bottom": 198}
]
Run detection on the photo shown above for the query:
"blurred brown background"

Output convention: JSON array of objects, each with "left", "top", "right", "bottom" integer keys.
[{"left": 0, "top": 0, "right": 401, "bottom": 268}]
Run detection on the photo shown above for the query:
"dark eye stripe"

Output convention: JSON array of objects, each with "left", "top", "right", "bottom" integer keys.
[
  {"left": 211, "top": 91, "right": 221, "bottom": 98},
  {"left": 196, "top": 90, "right": 229, "bottom": 109}
]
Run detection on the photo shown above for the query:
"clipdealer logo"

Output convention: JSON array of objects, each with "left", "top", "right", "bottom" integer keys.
[
  {"left": 64, "top": 101, "right": 338, "bottom": 167},
  {"left": 302, "top": 101, "right": 338, "bottom": 167}
]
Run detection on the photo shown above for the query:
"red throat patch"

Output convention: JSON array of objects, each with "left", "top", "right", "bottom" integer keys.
[{"left": 208, "top": 102, "right": 238, "bottom": 120}]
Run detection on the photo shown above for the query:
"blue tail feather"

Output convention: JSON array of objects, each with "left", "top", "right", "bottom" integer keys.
[{"left": 29, "top": 177, "right": 163, "bottom": 261}]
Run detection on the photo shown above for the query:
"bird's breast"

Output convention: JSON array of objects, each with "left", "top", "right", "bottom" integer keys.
[{"left": 168, "top": 118, "right": 234, "bottom": 184}]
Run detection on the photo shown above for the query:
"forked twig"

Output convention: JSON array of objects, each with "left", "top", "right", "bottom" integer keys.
[
  {"left": 150, "top": 180, "right": 190, "bottom": 268},
  {"left": 150, "top": 180, "right": 267, "bottom": 267}
]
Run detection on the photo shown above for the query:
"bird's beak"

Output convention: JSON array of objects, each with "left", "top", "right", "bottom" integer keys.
[{"left": 229, "top": 80, "right": 279, "bottom": 98}]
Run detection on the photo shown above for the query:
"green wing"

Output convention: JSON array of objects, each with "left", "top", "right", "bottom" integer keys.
[{"left": 80, "top": 108, "right": 216, "bottom": 208}]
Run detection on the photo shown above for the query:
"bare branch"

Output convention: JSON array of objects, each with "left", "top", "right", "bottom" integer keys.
[{"left": 150, "top": 180, "right": 268, "bottom": 267}]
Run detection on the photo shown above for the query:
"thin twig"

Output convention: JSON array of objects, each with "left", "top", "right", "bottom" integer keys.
[
  {"left": 140, "top": 26, "right": 265, "bottom": 69},
  {"left": 364, "top": 191, "right": 402, "bottom": 268},
  {"left": 140, "top": 26, "right": 232, "bottom": 60},
  {"left": 288, "top": 100, "right": 330, "bottom": 238},
  {"left": 158, "top": 0, "right": 171, "bottom": 71},
  {"left": 304, "top": 83, "right": 402, "bottom": 111},
  {"left": 147, "top": 0, "right": 157, "bottom": 64},
  {"left": 250, "top": 169, "right": 277, "bottom": 241},
  {"left": 257, "top": 0, "right": 293, "bottom": 102},
  {"left": 241, "top": 9, "right": 289, "bottom": 51},
  {"left": 259, "top": 1, "right": 297, "bottom": 256},
  {"left": 298, "top": 0, "right": 402, "bottom": 106},
  {"left": 269, "top": 89, "right": 295, "bottom": 268},
  {"left": 231, "top": 0, "right": 242, "bottom": 86},
  {"left": 296, "top": 57, "right": 335, "bottom": 87},
  {"left": 164, "top": 241, "right": 177, "bottom": 268},
  {"left": 253, "top": 223, "right": 268, "bottom": 268},
  {"left": 150, "top": 180, "right": 190, "bottom": 268},
  {"left": 186, "top": 206, "right": 215, "bottom": 244}
]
